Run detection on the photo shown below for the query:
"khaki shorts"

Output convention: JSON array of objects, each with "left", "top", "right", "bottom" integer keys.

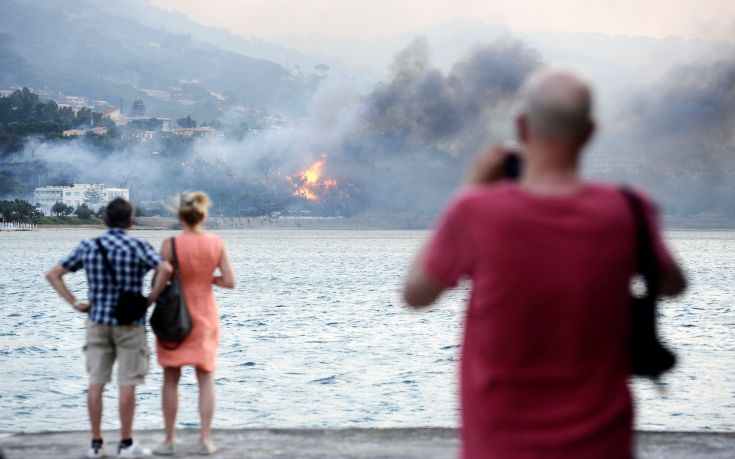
[{"left": 84, "top": 321, "right": 149, "bottom": 386}]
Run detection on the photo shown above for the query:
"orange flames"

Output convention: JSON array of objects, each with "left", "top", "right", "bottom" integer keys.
[{"left": 289, "top": 156, "right": 338, "bottom": 201}]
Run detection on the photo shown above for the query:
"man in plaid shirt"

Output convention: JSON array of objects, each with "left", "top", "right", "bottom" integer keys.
[{"left": 46, "top": 198, "right": 172, "bottom": 458}]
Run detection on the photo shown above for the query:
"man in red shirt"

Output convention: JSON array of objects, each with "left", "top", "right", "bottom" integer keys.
[{"left": 404, "top": 70, "right": 686, "bottom": 459}]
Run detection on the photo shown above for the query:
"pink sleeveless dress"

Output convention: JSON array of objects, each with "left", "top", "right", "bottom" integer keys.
[{"left": 156, "top": 233, "right": 222, "bottom": 373}]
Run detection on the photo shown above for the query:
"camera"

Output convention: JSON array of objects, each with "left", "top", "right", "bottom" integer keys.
[{"left": 502, "top": 152, "right": 523, "bottom": 180}]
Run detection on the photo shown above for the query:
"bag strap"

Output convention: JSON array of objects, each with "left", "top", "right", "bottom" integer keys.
[
  {"left": 95, "top": 238, "right": 118, "bottom": 287},
  {"left": 170, "top": 237, "right": 179, "bottom": 271},
  {"left": 619, "top": 187, "right": 660, "bottom": 297},
  {"left": 171, "top": 237, "right": 181, "bottom": 276}
]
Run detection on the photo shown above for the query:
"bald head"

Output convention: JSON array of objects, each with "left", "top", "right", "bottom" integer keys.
[{"left": 519, "top": 69, "right": 594, "bottom": 142}]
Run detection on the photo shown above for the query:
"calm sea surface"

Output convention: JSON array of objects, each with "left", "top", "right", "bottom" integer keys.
[{"left": 0, "top": 229, "right": 733, "bottom": 433}]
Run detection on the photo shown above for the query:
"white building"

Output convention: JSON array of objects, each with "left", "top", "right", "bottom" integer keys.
[
  {"left": 143, "top": 89, "right": 171, "bottom": 101},
  {"left": 101, "top": 108, "right": 128, "bottom": 126},
  {"left": 34, "top": 183, "right": 130, "bottom": 215},
  {"left": 58, "top": 96, "right": 91, "bottom": 111},
  {"left": 171, "top": 127, "right": 223, "bottom": 138}
]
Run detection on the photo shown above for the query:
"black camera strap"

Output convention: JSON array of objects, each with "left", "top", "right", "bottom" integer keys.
[{"left": 619, "top": 186, "right": 660, "bottom": 295}]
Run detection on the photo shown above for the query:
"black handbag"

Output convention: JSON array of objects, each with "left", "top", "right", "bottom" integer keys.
[
  {"left": 150, "top": 237, "right": 193, "bottom": 349},
  {"left": 620, "top": 187, "right": 677, "bottom": 379},
  {"left": 95, "top": 238, "right": 148, "bottom": 325}
]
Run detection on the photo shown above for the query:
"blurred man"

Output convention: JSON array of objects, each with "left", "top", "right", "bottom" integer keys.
[
  {"left": 46, "top": 198, "right": 172, "bottom": 458},
  {"left": 404, "top": 70, "right": 686, "bottom": 458}
]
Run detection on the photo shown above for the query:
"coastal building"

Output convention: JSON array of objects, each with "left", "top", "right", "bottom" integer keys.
[
  {"left": 88, "top": 127, "right": 108, "bottom": 135},
  {"left": 61, "top": 127, "right": 108, "bottom": 137},
  {"left": 62, "top": 129, "right": 86, "bottom": 137},
  {"left": 130, "top": 130, "right": 156, "bottom": 140},
  {"left": 171, "top": 127, "right": 222, "bottom": 138},
  {"left": 33, "top": 183, "right": 129, "bottom": 215},
  {"left": 58, "top": 95, "right": 91, "bottom": 111},
  {"left": 143, "top": 88, "right": 171, "bottom": 101},
  {"left": 101, "top": 108, "right": 128, "bottom": 126}
]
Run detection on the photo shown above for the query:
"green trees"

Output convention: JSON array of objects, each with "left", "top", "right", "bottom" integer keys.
[
  {"left": 131, "top": 99, "right": 145, "bottom": 115},
  {"left": 0, "top": 89, "right": 50, "bottom": 146},
  {"left": 74, "top": 203, "right": 94, "bottom": 219},
  {"left": 73, "top": 107, "right": 93, "bottom": 128},
  {"left": 128, "top": 117, "right": 163, "bottom": 131},
  {"left": 7, "top": 200, "right": 96, "bottom": 221},
  {"left": 51, "top": 201, "right": 66, "bottom": 216},
  {"left": 0, "top": 199, "right": 43, "bottom": 222},
  {"left": 0, "top": 88, "right": 120, "bottom": 157},
  {"left": 176, "top": 115, "right": 197, "bottom": 128},
  {"left": 51, "top": 201, "right": 73, "bottom": 217},
  {"left": 91, "top": 111, "right": 115, "bottom": 128},
  {"left": 3, "top": 88, "right": 38, "bottom": 122}
]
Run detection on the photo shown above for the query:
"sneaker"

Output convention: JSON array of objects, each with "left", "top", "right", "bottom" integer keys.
[
  {"left": 198, "top": 440, "right": 217, "bottom": 455},
  {"left": 117, "top": 441, "right": 152, "bottom": 458},
  {"left": 86, "top": 440, "right": 106, "bottom": 458},
  {"left": 152, "top": 441, "right": 175, "bottom": 456}
]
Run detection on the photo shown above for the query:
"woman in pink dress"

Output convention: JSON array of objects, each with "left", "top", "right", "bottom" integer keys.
[{"left": 153, "top": 192, "right": 234, "bottom": 456}]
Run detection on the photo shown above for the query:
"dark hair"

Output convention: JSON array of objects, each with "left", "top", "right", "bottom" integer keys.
[{"left": 104, "top": 198, "right": 133, "bottom": 228}]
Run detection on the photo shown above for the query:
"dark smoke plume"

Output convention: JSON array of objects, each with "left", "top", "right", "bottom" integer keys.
[
  {"left": 616, "top": 55, "right": 735, "bottom": 217},
  {"left": 323, "top": 38, "right": 540, "bottom": 213},
  {"left": 364, "top": 37, "right": 539, "bottom": 153},
  {"left": 6, "top": 38, "right": 543, "bottom": 216}
]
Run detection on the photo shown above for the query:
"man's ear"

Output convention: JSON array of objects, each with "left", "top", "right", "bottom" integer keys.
[{"left": 516, "top": 115, "right": 529, "bottom": 144}]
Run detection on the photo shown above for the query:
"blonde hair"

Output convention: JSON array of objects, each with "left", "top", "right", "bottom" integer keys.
[{"left": 178, "top": 191, "right": 211, "bottom": 226}]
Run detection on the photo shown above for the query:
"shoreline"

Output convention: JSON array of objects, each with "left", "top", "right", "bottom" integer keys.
[
  {"left": 1, "top": 429, "right": 733, "bottom": 458},
  {"left": 30, "top": 225, "right": 735, "bottom": 232},
  {"left": 28, "top": 215, "right": 735, "bottom": 231}
]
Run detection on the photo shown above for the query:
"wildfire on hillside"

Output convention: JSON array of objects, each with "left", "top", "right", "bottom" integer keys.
[{"left": 288, "top": 155, "right": 338, "bottom": 202}]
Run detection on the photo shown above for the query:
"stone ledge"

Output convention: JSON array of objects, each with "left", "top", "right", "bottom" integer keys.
[{"left": 1, "top": 428, "right": 733, "bottom": 458}]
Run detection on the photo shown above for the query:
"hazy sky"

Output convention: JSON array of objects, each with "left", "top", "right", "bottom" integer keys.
[{"left": 150, "top": 0, "right": 734, "bottom": 40}]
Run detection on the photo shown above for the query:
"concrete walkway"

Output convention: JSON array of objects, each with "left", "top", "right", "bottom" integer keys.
[{"left": 1, "top": 428, "right": 733, "bottom": 459}]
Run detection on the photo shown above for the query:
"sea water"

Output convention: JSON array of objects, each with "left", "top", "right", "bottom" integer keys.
[{"left": 0, "top": 229, "right": 733, "bottom": 432}]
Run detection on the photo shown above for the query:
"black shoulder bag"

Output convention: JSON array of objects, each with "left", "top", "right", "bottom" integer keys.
[
  {"left": 95, "top": 238, "right": 149, "bottom": 325},
  {"left": 620, "top": 187, "right": 677, "bottom": 379},
  {"left": 150, "top": 238, "right": 193, "bottom": 349}
]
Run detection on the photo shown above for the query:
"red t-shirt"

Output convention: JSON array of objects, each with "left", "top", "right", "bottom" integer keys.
[{"left": 423, "top": 182, "right": 673, "bottom": 459}]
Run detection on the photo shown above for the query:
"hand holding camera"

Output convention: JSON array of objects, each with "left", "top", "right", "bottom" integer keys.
[{"left": 466, "top": 144, "right": 523, "bottom": 185}]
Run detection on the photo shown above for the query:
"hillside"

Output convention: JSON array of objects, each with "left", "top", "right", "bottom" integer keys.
[
  {"left": 95, "top": 0, "right": 340, "bottom": 74},
  {"left": 0, "top": 0, "right": 319, "bottom": 118}
]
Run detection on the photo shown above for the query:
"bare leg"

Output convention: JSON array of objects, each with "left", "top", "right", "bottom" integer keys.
[
  {"left": 119, "top": 385, "right": 136, "bottom": 440},
  {"left": 195, "top": 369, "right": 215, "bottom": 443},
  {"left": 88, "top": 383, "right": 105, "bottom": 439},
  {"left": 162, "top": 367, "right": 181, "bottom": 443}
]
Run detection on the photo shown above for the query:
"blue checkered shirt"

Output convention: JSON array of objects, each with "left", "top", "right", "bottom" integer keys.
[{"left": 61, "top": 228, "right": 162, "bottom": 326}]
